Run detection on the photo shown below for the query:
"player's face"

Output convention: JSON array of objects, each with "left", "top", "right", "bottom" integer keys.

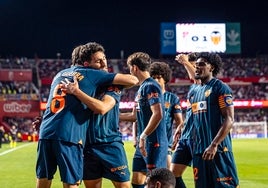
[
  {"left": 195, "top": 58, "right": 213, "bottom": 80},
  {"left": 152, "top": 75, "right": 165, "bottom": 90},
  {"left": 88, "top": 51, "right": 107, "bottom": 71}
]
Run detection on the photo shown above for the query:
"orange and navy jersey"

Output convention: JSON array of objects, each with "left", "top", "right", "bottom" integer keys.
[
  {"left": 39, "top": 66, "right": 116, "bottom": 146},
  {"left": 85, "top": 85, "right": 123, "bottom": 145},
  {"left": 164, "top": 91, "right": 182, "bottom": 147},
  {"left": 181, "top": 84, "right": 199, "bottom": 140},
  {"left": 191, "top": 78, "right": 234, "bottom": 154},
  {"left": 135, "top": 77, "right": 168, "bottom": 146}
]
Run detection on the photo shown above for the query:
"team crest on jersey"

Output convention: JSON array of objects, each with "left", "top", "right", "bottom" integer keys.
[
  {"left": 204, "top": 89, "right": 212, "bottom": 97},
  {"left": 165, "top": 102, "right": 170, "bottom": 108}
]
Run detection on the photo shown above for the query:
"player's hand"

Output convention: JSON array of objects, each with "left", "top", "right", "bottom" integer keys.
[
  {"left": 139, "top": 138, "right": 147, "bottom": 157},
  {"left": 202, "top": 144, "right": 217, "bottom": 160},
  {"left": 171, "top": 139, "right": 178, "bottom": 150},
  {"left": 175, "top": 54, "right": 188, "bottom": 65},
  {"left": 60, "top": 76, "right": 79, "bottom": 95}
]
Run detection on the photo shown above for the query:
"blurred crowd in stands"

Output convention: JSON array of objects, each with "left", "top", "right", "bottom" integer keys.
[{"left": 0, "top": 55, "right": 268, "bottom": 141}]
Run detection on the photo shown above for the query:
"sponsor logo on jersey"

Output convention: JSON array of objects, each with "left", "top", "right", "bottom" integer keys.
[{"left": 192, "top": 101, "right": 207, "bottom": 113}]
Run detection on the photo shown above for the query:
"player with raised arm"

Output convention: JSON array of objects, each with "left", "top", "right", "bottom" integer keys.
[{"left": 170, "top": 53, "right": 199, "bottom": 188}]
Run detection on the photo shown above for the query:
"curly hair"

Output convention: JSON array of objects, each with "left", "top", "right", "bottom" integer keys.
[
  {"left": 196, "top": 52, "right": 223, "bottom": 76},
  {"left": 149, "top": 61, "right": 172, "bottom": 84},
  {"left": 80, "top": 42, "right": 105, "bottom": 64}
]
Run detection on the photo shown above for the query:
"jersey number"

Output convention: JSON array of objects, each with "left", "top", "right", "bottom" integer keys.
[{"left": 50, "top": 84, "right": 66, "bottom": 114}]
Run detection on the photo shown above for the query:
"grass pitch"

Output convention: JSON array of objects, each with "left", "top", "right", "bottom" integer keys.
[{"left": 0, "top": 139, "right": 267, "bottom": 188}]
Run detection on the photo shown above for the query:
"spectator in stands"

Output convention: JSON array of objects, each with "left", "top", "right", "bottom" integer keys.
[{"left": 9, "top": 125, "right": 18, "bottom": 148}]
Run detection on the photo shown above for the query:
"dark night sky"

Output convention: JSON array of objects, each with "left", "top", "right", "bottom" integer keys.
[{"left": 0, "top": 0, "right": 267, "bottom": 59}]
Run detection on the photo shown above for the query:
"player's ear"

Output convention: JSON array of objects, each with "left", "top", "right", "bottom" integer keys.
[
  {"left": 83, "top": 61, "right": 90, "bottom": 67},
  {"left": 155, "top": 181, "right": 161, "bottom": 188},
  {"left": 133, "top": 64, "right": 138, "bottom": 72},
  {"left": 210, "top": 64, "right": 214, "bottom": 72}
]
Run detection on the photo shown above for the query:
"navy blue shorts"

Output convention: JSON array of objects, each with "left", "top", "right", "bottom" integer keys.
[
  {"left": 193, "top": 151, "right": 240, "bottom": 188},
  {"left": 172, "top": 138, "right": 193, "bottom": 166},
  {"left": 83, "top": 141, "right": 130, "bottom": 182},
  {"left": 36, "top": 139, "right": 83, "bottom": 185},
  {"left": 132, "top": 141, "right": 167, "bottom": 172}
]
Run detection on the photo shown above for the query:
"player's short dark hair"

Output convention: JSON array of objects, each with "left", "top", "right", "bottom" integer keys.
[
  {"left": 149, "top": 61, "right": 172, "bottom": 84},
  {"left": 71, "top": 42, "right": 105, "bottom": 66},
  {"left": 80, "top": 42, "right": 105, "bottom": 63},
  {"left": 127, "top": 52, "right": 151, "bottom": 71}
]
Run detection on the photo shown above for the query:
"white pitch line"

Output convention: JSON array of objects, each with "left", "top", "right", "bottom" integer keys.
[{"left": 0, "top": 143, "right": 34, "bottom": 156}]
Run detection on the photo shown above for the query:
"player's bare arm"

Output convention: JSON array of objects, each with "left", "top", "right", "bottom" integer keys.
[
  {"left": 60, "top": 76, "right": 115, "bottom": 115},
  {"left": 139, "top": 103, "right": 163, "bottom": 157},
  {"left": 202, "top": 105, "right": 234, "bottom": 160}
]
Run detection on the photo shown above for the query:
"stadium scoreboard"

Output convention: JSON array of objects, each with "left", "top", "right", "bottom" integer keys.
[{"left": 160, "top": 22, "right": 241, "bottom": 55}]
